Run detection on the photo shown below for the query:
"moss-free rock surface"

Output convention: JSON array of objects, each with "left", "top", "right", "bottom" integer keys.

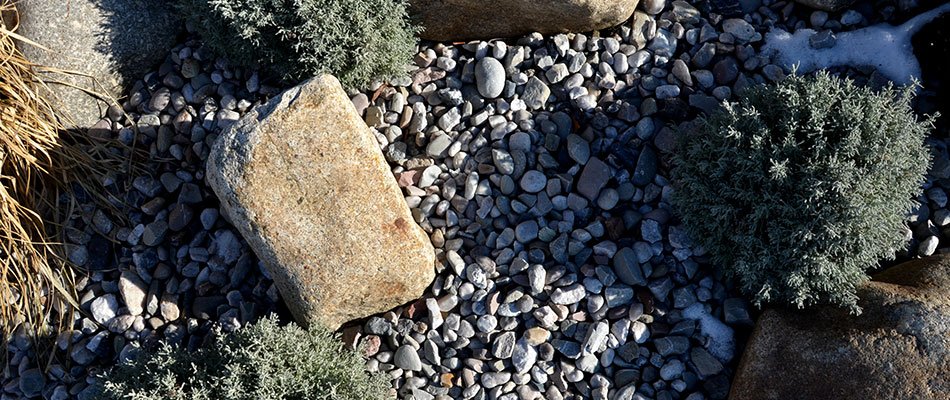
[
  {"left": 410, "top": 0, "right": 639, "bottom": 41},
  {"left": 730, "top": 255, "right": 950, "bottom": 400},
  {"left": 792, "top": 0, "right": 855, "bottom": 12},
  {"left": 15, "top": 0, "right": 181, "bottom": 127},
  {"left": 207, "top": 74, "right": 435, "bottom": 330}
]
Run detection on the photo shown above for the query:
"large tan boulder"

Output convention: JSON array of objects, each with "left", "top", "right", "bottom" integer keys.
[
  {"left": 15, "top": 0, "right": 182, "bottom": 127},
  {"left": 410, "top": 0, "right": 640, "bottom": 41},
  {"left": 730, "top": 255, "right": 950, "bottom": 400},
  {"left": 207, "top": 75, "right": 435, "bottom": 330}
]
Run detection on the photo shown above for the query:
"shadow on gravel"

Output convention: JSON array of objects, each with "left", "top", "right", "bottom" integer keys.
[{"left": 92, "top": 0, "right": 185, "bottom": 85}]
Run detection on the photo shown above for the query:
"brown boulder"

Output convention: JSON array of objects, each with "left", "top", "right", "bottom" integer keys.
[
  {"left": 410, "top": 0, "right": 640, "bottom": 41},
  {"left": 207, "top": 75, "right": 435, "bottom": 330},
  {"left": 730, "top": 255, "right": 950, "bottom": 400},
  {"left": 792, "top": 0, "right": 856, "bottom": 12}
]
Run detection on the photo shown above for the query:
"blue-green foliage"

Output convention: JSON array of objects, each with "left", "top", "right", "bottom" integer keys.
[
  {"left": 672, "top": 73, "right": 933, "bottom": 311},
  {"left": 178, "top": 0, "right": 419, "bottom": 87},
  {"left": 95, "top": 315, "right": 390, "bottom": 399}
]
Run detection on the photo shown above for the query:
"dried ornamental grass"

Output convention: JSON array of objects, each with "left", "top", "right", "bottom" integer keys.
[{"left": 0, "top": 0, "right": 125, "bottom": 349}]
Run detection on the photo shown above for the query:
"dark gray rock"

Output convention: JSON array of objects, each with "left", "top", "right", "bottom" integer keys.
[
  {"left": 552, "top": 339, "right": 582, "bottom": 359},
  {"left": 723, "top": 298, "right": 753, "bottom": 325},
  {"left": 691, "top": 347, "right": 724, "bottom": 378},
  {"left": 18, "top": 368, "right": 45, "bottom": 398},
  {"left": 793, "top": 0, "right": 856, "bottom": 12},
  {"left": 577, "top": 157, "right": 611, "bottom": 201},
  {"left": 613, "top": 247, "right": 646, "bottom": 286},
  {"left": 168, "top": 203, "right": 194, "bottom": 231},
  {"left": 632, "top": 146, "right": 657, "bottom": 186},
  {"left": 713, "top": 58, "right": 739, "bottom": 85},
  {"left": 654, "top": 336, "right": 690, "bottom": 356}
]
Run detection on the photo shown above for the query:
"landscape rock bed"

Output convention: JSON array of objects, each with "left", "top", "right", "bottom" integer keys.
[{"left": 2, "top": 0, "right": 948, "bottom": 399}]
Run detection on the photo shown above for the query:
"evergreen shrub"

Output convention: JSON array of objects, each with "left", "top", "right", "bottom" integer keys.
[
  {"left": 96, "top": 315, "right": 389, "bottom": 400},
  {"left": 178, "top": 0, "right": 419, "bottom": 87},
  {"left": 672, "top": 72, "right": 933, "bottom": 311}
]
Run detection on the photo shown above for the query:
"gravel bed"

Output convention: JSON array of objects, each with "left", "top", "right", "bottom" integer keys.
[{"left": 3, "top": 0, "right": 948, "bottom": 399}]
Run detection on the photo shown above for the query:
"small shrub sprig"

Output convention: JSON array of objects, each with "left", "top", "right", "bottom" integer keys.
[
  {"left": 672, "top": 72, "right": 933, "bottom": 311},
  {"left": 95, "top": 315, "right": 390, "bottom": 400},
  {"left": 178, "top": 0, "right": 419, "bottom": 87}
]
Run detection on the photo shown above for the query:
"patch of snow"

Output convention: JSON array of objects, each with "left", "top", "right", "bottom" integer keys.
[
  {"left": 683, "top": 303, "right": 735, "bottom": 363},
  {"left": 762, "top": 3, "right": 950, "bottom": 85}
]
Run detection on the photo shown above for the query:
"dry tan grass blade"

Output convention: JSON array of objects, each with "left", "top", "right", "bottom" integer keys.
[{"left": 0, "top": 0, "right": 137, "bottom": 361}]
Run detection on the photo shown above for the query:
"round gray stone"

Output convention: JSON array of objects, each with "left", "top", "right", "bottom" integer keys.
[
  {"left": 520, "top": 170, "right": 547, "bottom": 193},
  {"left": 515, "top": 220, "right": 540, "bottom": 243},
  {"left": 394, "top": 345, "right": 422, "bottom": 371},
  {"left": 475, "top": 57, "right": 505, "bottom": 98},
  {"left": 19, "top": 369, "right": 45, "bottom": 398}
]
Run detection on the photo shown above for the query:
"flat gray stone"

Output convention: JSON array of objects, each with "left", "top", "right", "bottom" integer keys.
[
  {"left": 480, "top": 372, "right": 512, "bottom": 389},
  {"left": 613, "top": 247, "right": 646, "bottom": 286},
  {"left": 605, "top": 286, "right": 635, "bottom": 308},
  {"left": 656, "top": 84, "right": 681, "bottom": 99},
  {"left": 655, "top": 336, "right": 690, "bottom": 356},
  {"left": 582, "top": 321, "right": 609, "bottom": 354},
  {"left": 118, "top": 271, "right": 147, "bottom": 316},
  {"left": 493, "top": 331, "right": 517, "bottom": 358},
  {"left": 426, "top": 133, "right": 454, "bottom": 157},
  {"left": 577, "top": 157, "right": 611, "bottom": 201},
  {"left": 567, "top": 134, "right": 591, "bottom": 164},
  {"left": 528, "top": 263, "right": 546, "bottom": 294},
  {"left": 641, "top": 219, "right": 663, "bottom": 243},
  {"left": 523, "top": 76, "right": 551, "bottom": 110},
  {"left": 691, "top": 347, "right": 724, "bottom": 378},
  {"left": 551, "top": 283, "right": 586, "bottom": 304},
  {"left": 515, "top": 220, "right": 540, "bottom": 243},
  {"left": 722, "top": 18, "right": 758, "bottom": 42}
]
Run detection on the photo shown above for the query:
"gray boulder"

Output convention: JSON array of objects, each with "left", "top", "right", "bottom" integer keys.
[{"left": 16, "top": 0, "right": 182, "bottom": 127}]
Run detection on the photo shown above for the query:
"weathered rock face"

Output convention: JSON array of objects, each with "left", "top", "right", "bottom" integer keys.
[
  {"left": 15, "top": 0, "right": 182, "bottom": 127},
  {"left": 792, "top": 0, "right": 855, "bottom": 12},
  {"left": 207, "top": 74, "right": 436, "bottom": 330},
  {"left": 730, "top": 255, "right": 950, "bottom": 400},
  {"left": 410, "top": 0, "right": 639, "bottom": 41}
]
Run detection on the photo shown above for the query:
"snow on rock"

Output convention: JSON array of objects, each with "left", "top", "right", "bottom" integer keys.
[
  {"left": 683, "top": 303, "right": 735, "bottom": 363},
  {"left": 762, "top": 3, "right": 950, "bottom": 85}
]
